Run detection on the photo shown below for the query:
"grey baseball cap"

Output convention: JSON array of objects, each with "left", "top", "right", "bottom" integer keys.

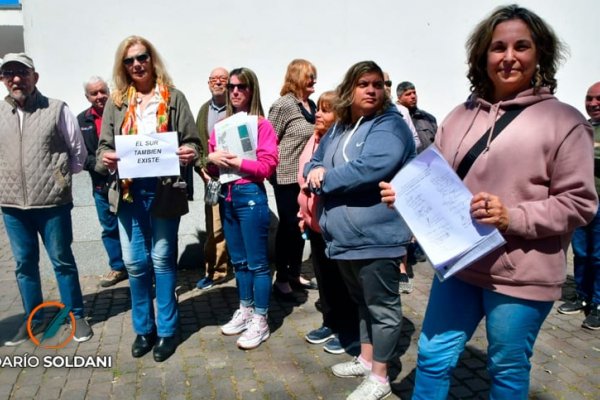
[{"left": 1, "top": 53, "right": 35, "bottom": 70}]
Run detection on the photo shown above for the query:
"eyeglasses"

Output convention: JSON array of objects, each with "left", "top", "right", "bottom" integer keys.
[
  {"left": 123, "top": 53, "right": 150, "bottom": 66},
  {"left": 209, "top": 76, "right": 228, "bottom": 83},
  {"left": 227, "top": 83, "right": 249, "bottom": 91},
  {"left": 384, "top": 80, "right": 392, "bottom": 88},
  {"left": 1, "top": 69, "right": 32, "bottom": 79}
]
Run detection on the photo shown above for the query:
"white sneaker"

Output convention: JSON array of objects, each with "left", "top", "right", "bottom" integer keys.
[
  {"left": 236, "top": 314, "right": 270, "bottom": 349},
  {"left": 331, "top": 357, "right": 370, "bottom": 378},
  {"left": 221, "top": 307, "right": 253, "bottom": 335},
  {"left": 347, "top": 376, "right": 391, "bottom": 400}
]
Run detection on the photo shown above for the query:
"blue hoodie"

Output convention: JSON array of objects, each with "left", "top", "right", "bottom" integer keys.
[{"left": 304, "top": 104, "right": 415, "bottom": 260}]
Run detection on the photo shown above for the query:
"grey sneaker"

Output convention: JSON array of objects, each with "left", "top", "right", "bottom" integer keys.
[
  {"left": 73, "top": 317, "right": 94, "bottom": 342},
  {"left": 4, "top": 320, "right": 45, "bottom": 346},
  {"left": 347, "top": 376, "right": 391, "bottom": 400},
  {"left": 399, "top": 273, "right": 413, "bottom": 294},
  {"left": 582, "top": 303, "right": 600, "bottom": 330},
  {"left": 332, "top": 357, "right": 370, "bottom": 378},
  {"left": 100, "top": 269, "right": 128, "bottom": 287},
  {"left": 557, "top": 297, "right": 588, "bottom": 314}
]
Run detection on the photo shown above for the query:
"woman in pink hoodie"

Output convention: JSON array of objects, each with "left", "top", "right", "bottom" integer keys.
[{"left": 381, "top": 5, "right": 597, "bottom": 399}]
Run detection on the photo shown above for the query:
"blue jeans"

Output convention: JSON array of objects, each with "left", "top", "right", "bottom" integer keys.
[
  {"left": 93, "top": 189, "right": 125, "bottom": 272},
  {"left": 117, "top": 178, "right": 180, "bottom": 337},
  {"left": 2, "top": 204, "right": 85, "bottom": 320},
  {"left": 571, "top": 207, "right": 600, "bottom": 305},
  {"left": 220, "top": 183, "right": 271, "bottom": 315},
  {"left": 413, "top": 277, "right": 553, "bottom": 400}
]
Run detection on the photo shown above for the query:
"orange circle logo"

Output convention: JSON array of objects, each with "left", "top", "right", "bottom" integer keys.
[{"left": 27, "top": 301, "right": 76, "bottom": 349}]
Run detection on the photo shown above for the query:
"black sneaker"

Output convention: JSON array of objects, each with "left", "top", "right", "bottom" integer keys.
[
  {"left": 73, "top": 317, "right": 94, "bottom": 342},
  {"left": 557, "top": 297, "right": 588, "bottom": 314},
  {"left": 582, "top": 304, "right": 600, "bottom": 330},
  {"left": 4, "top": 320, "right": 45, "bottom": 346}
]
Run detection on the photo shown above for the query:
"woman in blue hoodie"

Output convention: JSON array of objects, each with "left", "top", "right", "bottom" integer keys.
[{"left": 304, "top": 60, "right": 415, "bottom": 400}]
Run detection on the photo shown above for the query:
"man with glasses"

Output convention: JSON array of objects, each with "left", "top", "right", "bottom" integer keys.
[
  {"left": 77, "top": 76, "right": 127, "bottom": 288},
  {"left": 194, "top": 67, "right": 231, "bottom": 290},
  {"left": 0, "top": 53, "right": 93, "bottom": 345}
]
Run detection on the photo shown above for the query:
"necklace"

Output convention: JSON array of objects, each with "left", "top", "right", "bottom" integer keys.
[{"left": 136, "top": 90, "right": 153, "bottom": 104}]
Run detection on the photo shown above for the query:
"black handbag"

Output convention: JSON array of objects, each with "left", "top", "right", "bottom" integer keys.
[{"left": 151, "top": 177, "right": 189, "bottom": 218}]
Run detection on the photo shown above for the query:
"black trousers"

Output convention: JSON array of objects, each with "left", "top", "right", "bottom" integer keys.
[{"left": 273, "top": 183, "right": 305, "bottom": 283}]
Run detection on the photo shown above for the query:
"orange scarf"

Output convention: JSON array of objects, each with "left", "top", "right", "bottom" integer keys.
[{"left": 120, "top": 83, "right": 170, "bottom": 202}]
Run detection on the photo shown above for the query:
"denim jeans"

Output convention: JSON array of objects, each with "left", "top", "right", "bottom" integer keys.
[
  {"left": 117, "top": 178, "right": 180, "bottom": 337},
  {"left": 413, "top": 277, "right": 553, "bottom": 400},
  {"left": 571, "top": 207, "right": 600, "bottom": 305},
  {"left": 93, "top": 189, "right": 125, "bottom": 272},
  {"left": 220, "top": 183, "right": 271, "bottom": 315},
  {"left": 2, "top": 204, "right": 85, "bottom": 320}
]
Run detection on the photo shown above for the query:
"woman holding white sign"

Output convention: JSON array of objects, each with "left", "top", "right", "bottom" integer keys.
[
  {"left": 380, "top": 5, "right": 597, "bottom": 398},
  {"left": 206, "top": 67, "right": 278, "bottom": 350},
  {"left": 96, "top": 35, "right": 200, "bottom": 363}
]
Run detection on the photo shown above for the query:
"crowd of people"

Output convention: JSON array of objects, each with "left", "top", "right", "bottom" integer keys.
[{"left": 0, "top": 4, "right": 598, "bottom": 399}]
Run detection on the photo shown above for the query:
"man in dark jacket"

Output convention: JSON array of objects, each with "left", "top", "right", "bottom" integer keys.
[{"left": 77, "top": 76, "right": 127, "bottom": 287}]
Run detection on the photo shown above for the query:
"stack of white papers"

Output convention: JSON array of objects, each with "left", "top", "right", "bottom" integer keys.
[
  {"left": 390, "top": 146, "right": 506, "bottom": 281},
  {"left": 214, "top": 112, "right": 258, "bottom": 183}
]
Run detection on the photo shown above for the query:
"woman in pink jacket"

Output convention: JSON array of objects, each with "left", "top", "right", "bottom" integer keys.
[
  {"left": 206, "top": 68, "right": 278, "bottom": 350},
  {"left": 381, "top": 5, "right": 597, "bottom": 399},
  {"left": 297, "top": 91, "right": 360, "bottom": 354}
]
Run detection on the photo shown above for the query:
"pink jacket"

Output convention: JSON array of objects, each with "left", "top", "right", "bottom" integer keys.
[
  {"left": 208, "top": 117, "right": 278, "bottom": 185},
  {"left": 297, "top": 133, "right": 321, "bottom": 232},
  {"left": 436, "top": 88, "right": 597, "bottom": 301}
]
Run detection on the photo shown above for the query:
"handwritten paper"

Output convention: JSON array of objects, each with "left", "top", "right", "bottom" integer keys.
[
  {"left": 391, "top": 146, "right": 505, "bottom": 281},
  {"left": 115, "top": 132, "right": 180, "bottom": 179}
]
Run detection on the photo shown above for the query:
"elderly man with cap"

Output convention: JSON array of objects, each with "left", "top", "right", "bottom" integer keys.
[
  {"left": 0, "top": 53, "right": 93, "bottom": 345},
  {"left": 396, "top": 81, "right": 437, "bottom": 152}
]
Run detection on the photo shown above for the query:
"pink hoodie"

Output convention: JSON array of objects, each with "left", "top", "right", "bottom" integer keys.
[
  {"left": 436, "top": 88, "right": 597, "bottom": 301},
  {"left": 297, "top": 133, "right": 321, "bottom": 232}
]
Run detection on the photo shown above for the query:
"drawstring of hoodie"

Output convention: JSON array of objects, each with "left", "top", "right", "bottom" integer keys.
[
  {"left": 342, "top": 116, "right": 364, "bottom": 162},
  {"left": 452, "top": 103, "right": 482, "bottom": 169},
  {"left": 484, "top": 103, "right": 503, "bottom": 152}
]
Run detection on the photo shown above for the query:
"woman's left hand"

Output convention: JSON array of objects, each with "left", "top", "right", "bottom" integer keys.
[
  {"left": 471, "top": 192, "right": 509, "bottom": 232},
  {"left": 177, "top": 146, "right": 196, "bottom": 166}
]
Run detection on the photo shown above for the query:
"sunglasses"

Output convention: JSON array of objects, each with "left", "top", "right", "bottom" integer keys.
[
  {"left": 1, "top": 69, "right": 32, "bottom": 79},
  {"left": 227, "top": 83, "right": 249, "bottom": 91},
  {"left": 123, "top": 53, "right": 150, "bottom": 66},
  {"left": 384, "top": 80, "right": 392, "bottom": 88}
]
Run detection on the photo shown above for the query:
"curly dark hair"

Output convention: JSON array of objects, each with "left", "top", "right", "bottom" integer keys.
[{"left": 466, "top": 4, "right": 566, "bottom": 100}]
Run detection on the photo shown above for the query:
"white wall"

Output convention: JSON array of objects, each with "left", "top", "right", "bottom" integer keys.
[{"left": 19, "top": 0, "right": 600, "bottom": 120}]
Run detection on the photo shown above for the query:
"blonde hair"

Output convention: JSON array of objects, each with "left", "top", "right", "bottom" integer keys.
[
  {"left": 279, "top": 59, "right": 317, "bottom": 98},
  {"left": 111, "top": 35, "right": 174, "bottom": 107}
]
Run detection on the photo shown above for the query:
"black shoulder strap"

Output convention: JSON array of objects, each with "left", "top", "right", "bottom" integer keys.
[{"left": 456, "top": 106, "right": 525, "bottom": 180}]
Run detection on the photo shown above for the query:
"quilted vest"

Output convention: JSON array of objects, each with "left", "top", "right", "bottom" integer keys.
[{"left": 0, "top": 90, "right": 72, "bottom": 208}]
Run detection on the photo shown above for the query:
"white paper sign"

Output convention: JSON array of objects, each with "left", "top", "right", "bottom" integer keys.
[
  {"left": 391, "top": 145, "right": 506, "bottom": 281},
  {"left": 214, "top": 112, "right": 258, "bottom": 184},
  {"left": 115, "top": 132, "right": 180, "bottom": 179}
]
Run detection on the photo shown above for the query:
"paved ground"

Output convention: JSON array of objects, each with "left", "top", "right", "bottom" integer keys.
[{"left": 0, "top": 174, "right": 598, "bottom": 399}]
